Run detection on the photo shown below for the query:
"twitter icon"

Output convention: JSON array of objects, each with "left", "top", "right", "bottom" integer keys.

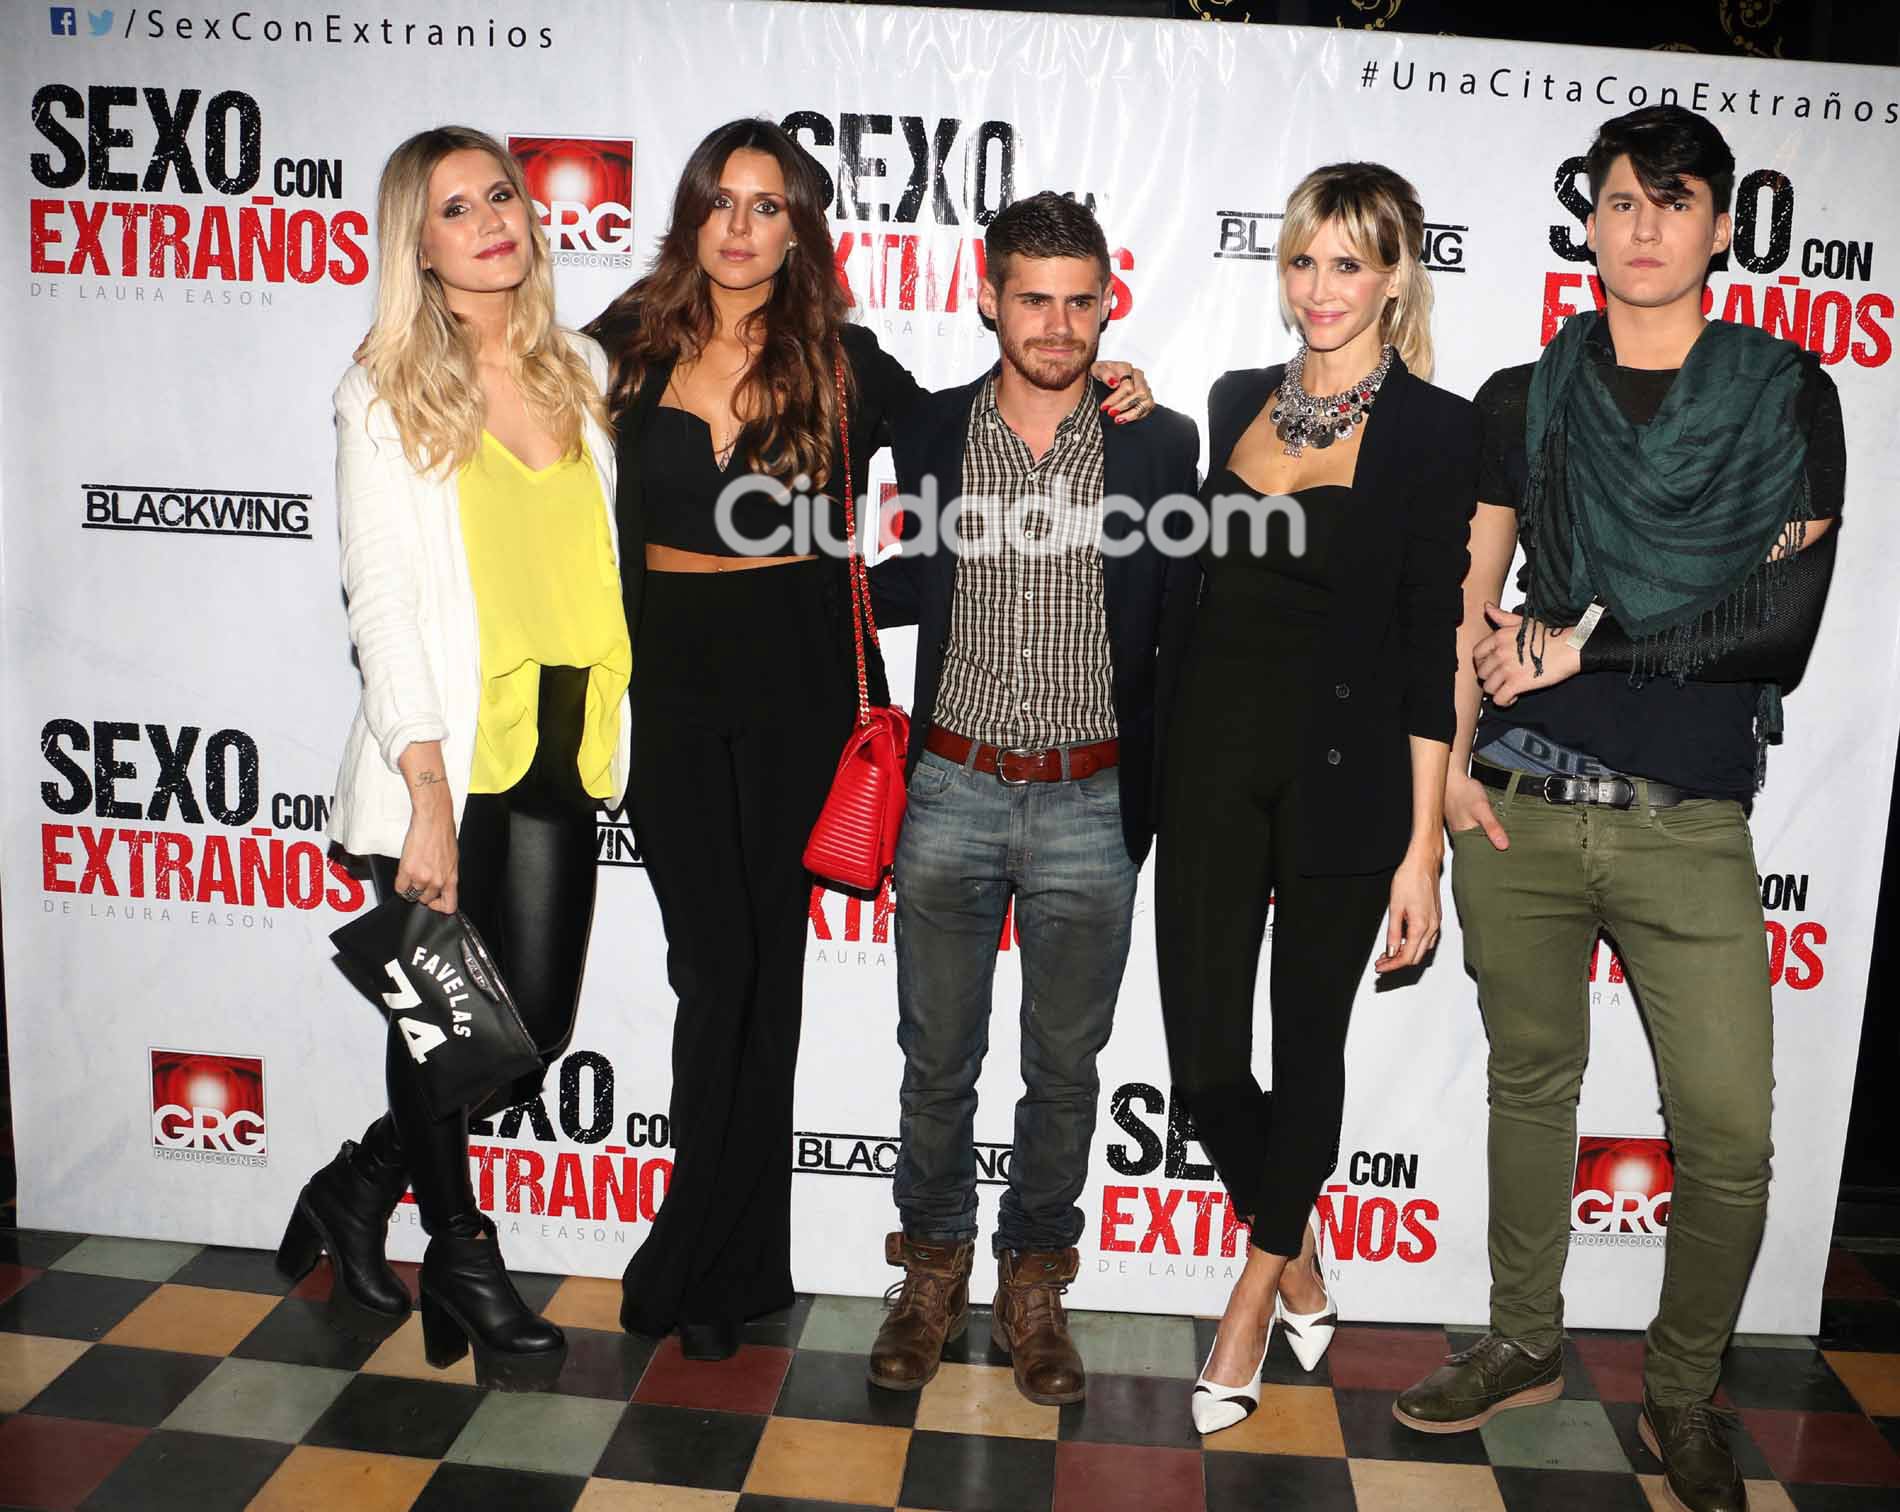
[{"left": 88, "top": 8, "right": 113, "bottom": 35}]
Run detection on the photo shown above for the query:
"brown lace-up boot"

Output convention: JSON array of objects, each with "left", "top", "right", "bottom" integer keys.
[
  {"left": 991, "top": 1247, "right": 1086, "bottom": 1405},
  {"left": 867, "top": 1232, "right": 974, "bottom": 1391}
]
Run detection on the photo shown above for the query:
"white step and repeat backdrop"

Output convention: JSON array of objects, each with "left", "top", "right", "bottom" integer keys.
[{"left": 3, "top": 1, "right": 1896, "bottom": 1333}]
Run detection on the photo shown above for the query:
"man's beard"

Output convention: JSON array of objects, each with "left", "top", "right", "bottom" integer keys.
[{"left": 1002, "top": 332, "right": 1096, "bottom": 392}]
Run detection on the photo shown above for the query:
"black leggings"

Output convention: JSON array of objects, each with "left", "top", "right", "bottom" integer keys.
[
  {"left": 370, "top": 664, "right": 599, "bottom": 1232},
  {"left": 1154, "top": 615, "right": 1390, "bottom": 1259},
  {"left": 620, "top": 561, "right": 855, "bottom": 1333}
]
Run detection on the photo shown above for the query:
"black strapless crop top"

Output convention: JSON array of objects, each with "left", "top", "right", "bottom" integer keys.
[
  {"left": 641, "top": 405, "right": 797, "bottom": 557},
  {"left": 1195, "top": 470, "right": 1350, "bottom": 632}
]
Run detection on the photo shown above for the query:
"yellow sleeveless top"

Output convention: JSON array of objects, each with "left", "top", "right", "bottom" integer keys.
[{"left": 458, "top": 433, "right": 631, "bottom": 798}]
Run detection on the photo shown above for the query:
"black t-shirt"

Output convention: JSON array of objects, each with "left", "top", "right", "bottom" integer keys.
[{"left": 1473, "top": 326, "right": 1845, "bottom": 799}]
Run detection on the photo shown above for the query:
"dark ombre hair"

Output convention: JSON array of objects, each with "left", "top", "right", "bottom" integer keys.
[
  {"left": 984, "top": 190, "right": 1111, "bottom": 288},
  {"left": 1585, "top": 104, "right": 1736, "bottom": 214},
  {"left": 586, "top": 118, "right": 847, "bottom": 485}
]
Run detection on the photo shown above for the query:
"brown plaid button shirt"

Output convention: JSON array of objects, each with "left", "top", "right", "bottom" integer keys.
[{"left": 932, "top": 372, "right": 1116, "bottom": 749}]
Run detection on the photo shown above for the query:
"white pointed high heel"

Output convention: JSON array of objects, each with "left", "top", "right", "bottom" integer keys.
[
  {"left": 1190, "top": 1312, "right": 1273, "bottom": 1435},
  {"left": 1276, "top": 1210, "right": 1338, "bottom": 1372}
]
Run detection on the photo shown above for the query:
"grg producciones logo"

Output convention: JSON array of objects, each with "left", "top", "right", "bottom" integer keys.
[
  {"left": 508, "top": 135, "right": 634, "bottom": 271},
  {"left": 1571, "top": 1134, "right": 1673, "bottom": 1247},
  {"left": 150, "top": 1048, "right": 265, "bottom": 1165}
]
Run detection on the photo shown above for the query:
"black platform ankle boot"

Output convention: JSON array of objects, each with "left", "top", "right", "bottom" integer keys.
[
  {"left": 419, "top": 1213, "right": 566, "bottom": 1389},
  {"left": 276, "top": 1116, "right": 412, "bottom": 1326}
]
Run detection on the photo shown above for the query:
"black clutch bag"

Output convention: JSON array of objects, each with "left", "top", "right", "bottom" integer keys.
[{"left": 330, "top": 897, "right": 541, "bottom": 1123}]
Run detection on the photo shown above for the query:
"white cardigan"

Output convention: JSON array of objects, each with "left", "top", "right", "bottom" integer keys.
[{"left": 327, "top": 332, "right": 630, "bottom": 859}]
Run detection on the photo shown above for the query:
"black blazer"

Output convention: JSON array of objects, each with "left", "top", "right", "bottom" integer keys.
[
  {"left": 870, "top": 374, "right": 1201, "bottom": 866},
  {"left": 609, "top": 323, "right": 915, "bottom": 718},
  {"left": 1158, "top": 355, "right": 1476, "bottom": 876}
]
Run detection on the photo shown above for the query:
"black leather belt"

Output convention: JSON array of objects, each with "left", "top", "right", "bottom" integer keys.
[{"left": 1473, "top": 762, "right": 1705, "bottom": 810}]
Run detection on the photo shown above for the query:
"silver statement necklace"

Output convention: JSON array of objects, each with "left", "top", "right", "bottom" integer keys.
[{"left": 1271, "top": 342, "right": 1395, "bottom": 457}]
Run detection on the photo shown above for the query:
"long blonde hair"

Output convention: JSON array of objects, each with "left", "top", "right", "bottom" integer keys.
[
  {"left": 1278, "top": 162, "right": 1434, "bottom": 380},
  {"left": 355, "top": 125, "right": 603, "bottom": 475}
]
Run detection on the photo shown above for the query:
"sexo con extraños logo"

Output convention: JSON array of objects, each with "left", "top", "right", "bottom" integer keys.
[
  {"left": 28, "top": 82, "right": 368, "bottom": 294},
  {"left": 782, "top": 109, "right": 1135, "bottom": 325},
  {"left": 1098, "top": 1085, "right": 1440, "bottom": 1275},
  {"left": 39, "top": 717, "right": 366, "bottom": 928},
  {"left": 1541, "top": 161, "right": 1892, "bottom": 367}
]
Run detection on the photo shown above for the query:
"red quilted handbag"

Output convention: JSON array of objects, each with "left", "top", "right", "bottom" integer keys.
[{"left": 803, "top": 353, "right": 909, "bottom": 896}]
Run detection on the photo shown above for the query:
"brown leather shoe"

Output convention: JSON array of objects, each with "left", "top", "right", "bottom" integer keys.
[
  {"left": 991, "top": 1248, "right": 1086, "bottom": 1405},
  {"left": 867, "top": 1232, "right": 974, "bottom": 1392}
]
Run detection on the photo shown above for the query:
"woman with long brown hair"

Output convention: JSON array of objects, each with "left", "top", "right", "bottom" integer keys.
[
  {"left": 280, "top": 125, "right": 629, "bottom": 1387},
  {"left": 590, "top": 117, "right": 1151, "bottom": 1359}
]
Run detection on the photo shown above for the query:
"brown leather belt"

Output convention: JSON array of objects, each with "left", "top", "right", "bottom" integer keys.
[{"left": 924, "top": 726, "right": 1119, "bottom": 785}]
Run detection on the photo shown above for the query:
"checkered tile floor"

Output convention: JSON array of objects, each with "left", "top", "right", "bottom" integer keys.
[{"left": 4, "top": 1228, "right": 1900, "bottom": 1510}]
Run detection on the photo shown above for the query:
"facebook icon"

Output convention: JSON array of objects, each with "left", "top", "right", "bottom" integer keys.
[{"left": 50, "top": 6, "right": 77, "bottom": 35}]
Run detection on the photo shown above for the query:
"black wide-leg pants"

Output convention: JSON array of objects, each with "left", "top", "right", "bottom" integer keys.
[{"left": 620, "top": 562, "right": 854, "bottom": 1333}]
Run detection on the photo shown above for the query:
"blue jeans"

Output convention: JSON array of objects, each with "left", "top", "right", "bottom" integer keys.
[{"left": 893, "top": 746, "right": 1139, "bottom": 1254}]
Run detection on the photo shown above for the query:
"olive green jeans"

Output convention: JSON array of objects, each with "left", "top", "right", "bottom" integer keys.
[{"left": 1450, "top": 767, "right": 1774, "bottom": 1405}]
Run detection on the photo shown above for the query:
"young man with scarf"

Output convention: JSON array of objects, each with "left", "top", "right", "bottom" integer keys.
[{"left": 1392, "top": 105, "right": 1844, "bottom": 1512}]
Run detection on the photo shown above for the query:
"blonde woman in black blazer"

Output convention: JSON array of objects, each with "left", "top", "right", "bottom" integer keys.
[{"left": 1154, "top": 162, "right": 1476, "bottom": 1435}]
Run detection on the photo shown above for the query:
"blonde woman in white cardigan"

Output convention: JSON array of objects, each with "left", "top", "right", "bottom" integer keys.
[{"left": 276, "top": 126, "right": 630, "bottom": 1387}]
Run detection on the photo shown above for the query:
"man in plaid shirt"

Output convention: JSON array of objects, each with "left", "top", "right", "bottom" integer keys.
[{"left": 867, "top": 191, "right": 1200, "bottom": 1407}]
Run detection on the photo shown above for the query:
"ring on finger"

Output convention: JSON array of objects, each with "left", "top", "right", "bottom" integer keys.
[{"left": 401, "top": 884, "right": 424, "bottom": 901}]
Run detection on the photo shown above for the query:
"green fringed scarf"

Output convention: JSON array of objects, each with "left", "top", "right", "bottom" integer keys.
[{"left": 1519, "top": 310, "right": 1811, "bottom": 778}]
